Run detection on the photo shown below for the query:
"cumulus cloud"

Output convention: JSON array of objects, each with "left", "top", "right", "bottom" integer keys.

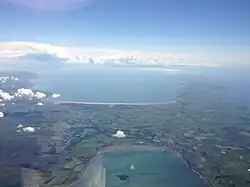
[
  {"left": 0, "top": 88, "right": 47, "bottom": 101},
  {"left": 0, "top": 90, "right": 14, "bottom": 100},
  {"left": 0, "top": 112, "right": 4, "bottom": 118},
  {"left": 15, "top": 88, "right": 35, "bottom": 98},
  {"left": 112, "top": 130, "right": 126, "bottom": 138},
  {"left": 15, "top": 88, "right": 47, "bottom": 99},
  {"left": 23, "top": 126, "right": 35, "bottom": 132},
  {"left": 130, "top": 165, "right": 136, "bottom": 170},
  {"left": 37, "top": 102, "right": 44, "bottom": 106},
  {"left": 52, "top": 93, "right": 61, "bottom": 98},
  {"left": 0, "top": 76, "right": 19, "bottom": 83},
  {"left": 0, "top": 77, "right": 9, "bottom": 83},
  {"left": 35, "top": 92, "right": 47, "bottom": 99},
  {"left": 17, "top": 124, "right": 24, "bottom": 128}
]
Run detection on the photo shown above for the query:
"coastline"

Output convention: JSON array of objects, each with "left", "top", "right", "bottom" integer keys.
[
  {"left": 55, "top": 100, "right": 177, "bottom": 106},
  {"left": 173, "top": 150, "right": 213, "bottom": 187},
  {"left": 97, "top": 145, "right": 162, "bottom": 154}
]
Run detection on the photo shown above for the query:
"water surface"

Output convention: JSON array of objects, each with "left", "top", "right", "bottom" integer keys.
[
  {"left": 32, "top": 66, "right": 250, "bottom": 107},
  {"left": 33, "top": 67, "right": 186, "bottom": 103}
]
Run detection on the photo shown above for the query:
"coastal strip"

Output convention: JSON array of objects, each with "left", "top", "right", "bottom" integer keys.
[
  {"left": 55, "top": 100, "right": 177, "bottom": 106},
  {"left": 173, "top": 150, "right": 213, "bottom": 187}
]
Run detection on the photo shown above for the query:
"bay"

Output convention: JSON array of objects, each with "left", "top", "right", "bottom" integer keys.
[
  {"left": 32, "top": 66, "right": 250, "bottom": 107},
  {"left": 103, "top": 149, "right": 208, "bottom": 187}
]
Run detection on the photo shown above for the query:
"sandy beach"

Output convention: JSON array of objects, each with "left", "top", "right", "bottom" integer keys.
[{"left": 98, "top": 145, "right": 162, "bottom": 155}]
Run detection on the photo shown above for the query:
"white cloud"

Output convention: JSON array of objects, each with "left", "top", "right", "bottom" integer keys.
[
  {"left": 35, "top": 92, "right": 47, "bottom": 99},
  {"left": 130, "top": 165, "right": 135, "bottom": 170},
  {"left": 17, "top": 124, "right": 24, "bottom": 128},
  {"left": 112, "top": 130, "right": 126, "bottom": 138},
  {"left": 37, "top": 102, "right": 44, "bottom": 106},
  {"left": 0, "top": 76, "right": 9, "bottom": 83},
  {"left": 0, "top": 90, "right": 14, "bottom": 100},
  {"left": 0, "top": 42, "right": 202, "bottom": 67},
  {"left": 0, "top": 112, "right": 4, "bottom": 118},
  {"left": 23, "top": 126, "right": 35, "bottom": 132},
  {"left": 52, "top": 93, "right": 61, "bottom": 98},
  {"left": 0, "top": 76, "right": 19, "bottom": 82},
  {"left": 1, "top": 42, "right": 249, "bottom": 67},
  {"left": 14, "top": 88, "right": 47, "bottom": 100},
  {"left": 15, "top": 88, "right": 35, "bottom": 98},
  {"left": 0, "top": 88, "right": 47, "bottom": 101}
]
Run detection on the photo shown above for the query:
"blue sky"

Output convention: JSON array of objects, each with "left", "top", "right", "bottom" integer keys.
[{"left": 0, "top": 0, "right": 250, "bottom": 53}]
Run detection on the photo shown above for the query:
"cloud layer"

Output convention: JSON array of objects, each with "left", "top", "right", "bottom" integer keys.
[
  {"left": 0, "top": 42, "right": 199, "bottom": 67},
  {"left": 0, "top": 42, "right": 249, "bottom": 67}
]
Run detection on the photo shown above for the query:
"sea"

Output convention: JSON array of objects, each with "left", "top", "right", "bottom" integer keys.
[{"left": 32, "top": 66, "right": 250, "bottom": 107}]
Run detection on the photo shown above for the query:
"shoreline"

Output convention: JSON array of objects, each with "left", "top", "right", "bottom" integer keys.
[
  {"left": 73, "top": 144, "right": 211, "bottom": 187},
  {"left": 172, "top": 150, "right": 213, "bottom": 187},
  {"left": 55, "top": 100, "right": 177, "bottom": 106},
  {"left": 97, "top": 145, "right": 162, "bottom": 155}
]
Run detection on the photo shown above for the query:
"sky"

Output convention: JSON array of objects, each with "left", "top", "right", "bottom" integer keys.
[{"left": 0, "top": 0, "right": 250, "bottom": 65}]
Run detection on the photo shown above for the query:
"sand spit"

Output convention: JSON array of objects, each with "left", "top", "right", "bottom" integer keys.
[{"left": 55, "top": 100, "right": 177, "bottom": 106}]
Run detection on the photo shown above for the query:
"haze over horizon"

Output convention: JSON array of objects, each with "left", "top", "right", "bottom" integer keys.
[{"left": 0, "top": 0, "right": 250, "bottom": 67}]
